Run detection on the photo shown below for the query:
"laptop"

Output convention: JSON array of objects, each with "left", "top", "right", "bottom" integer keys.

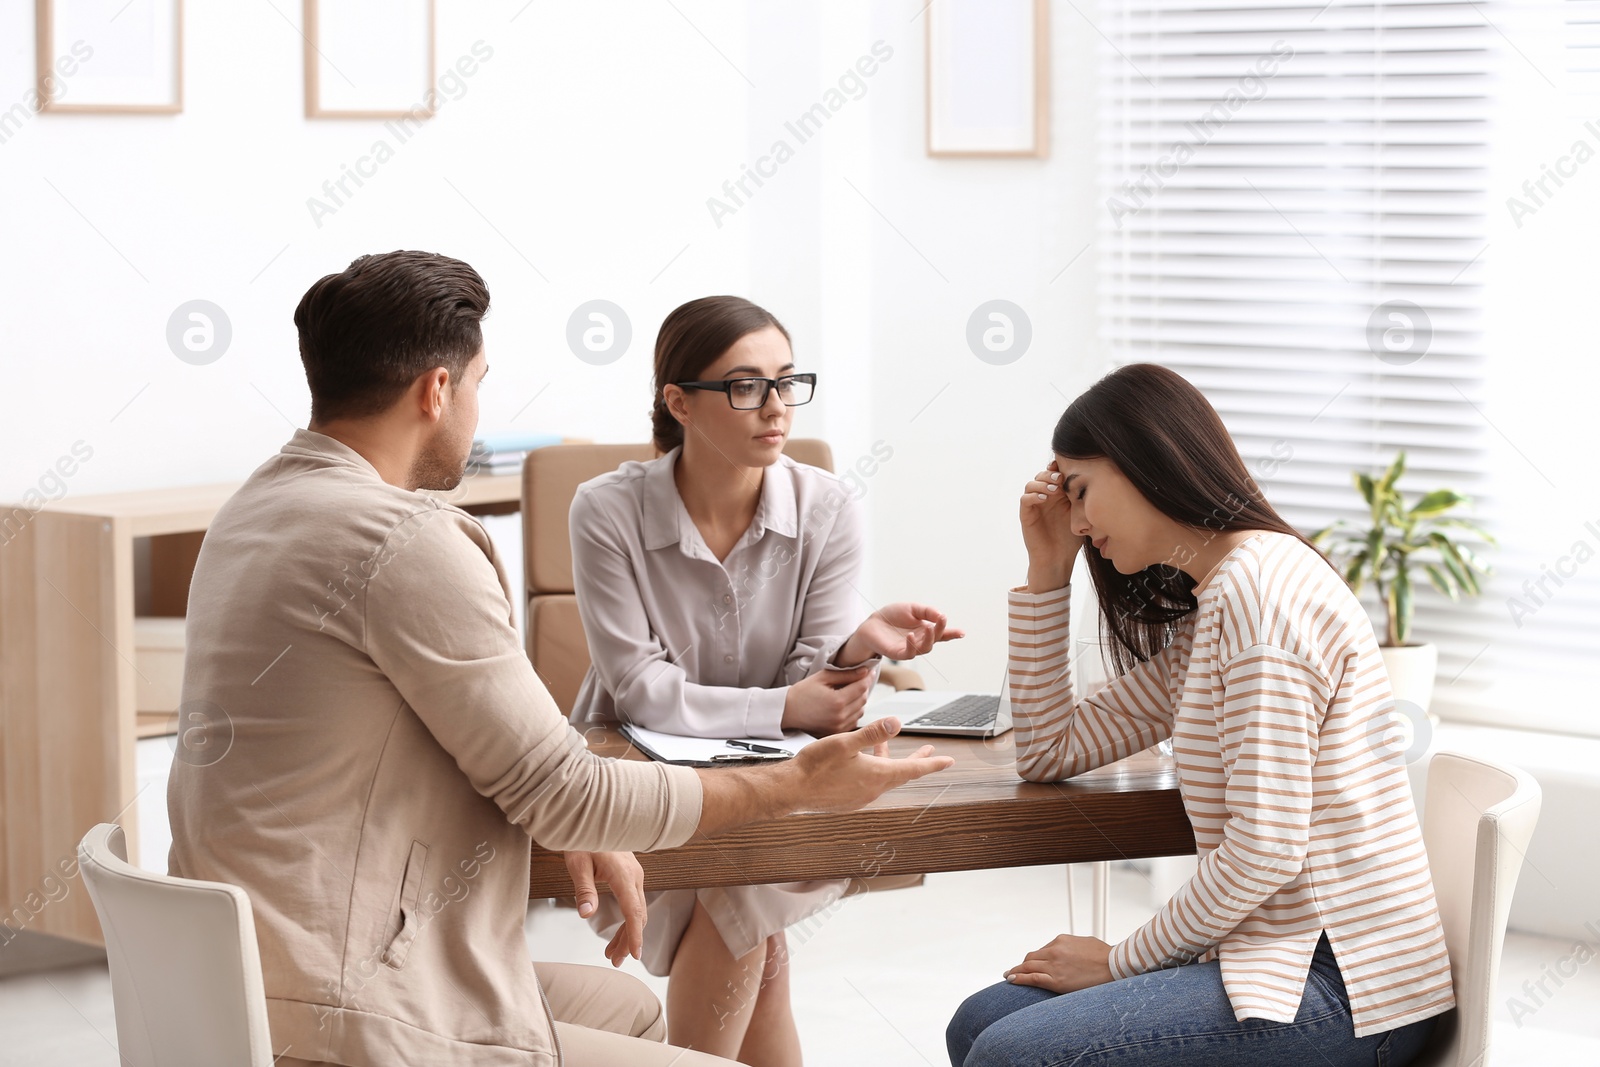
[{"left": 871, "top": 671, "right": 1012, "bottom": 738}]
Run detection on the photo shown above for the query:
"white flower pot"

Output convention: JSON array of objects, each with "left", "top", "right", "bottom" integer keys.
[{"left": 1380, "top": 643, "right": 1439, "bottom": 714}]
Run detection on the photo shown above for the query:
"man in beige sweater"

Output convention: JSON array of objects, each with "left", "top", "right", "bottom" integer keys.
[{"left": 166, "top": 251, "right": 952, "bottom": 1066}]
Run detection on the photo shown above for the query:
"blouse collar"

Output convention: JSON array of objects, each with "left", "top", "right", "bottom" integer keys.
[{"left": 641, "top": 446, "right": 799, "bottom": 553}]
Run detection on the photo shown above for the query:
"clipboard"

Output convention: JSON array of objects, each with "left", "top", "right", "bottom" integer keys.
[{"left": 618, "top": 723, "right": 817, "bottom": 767}]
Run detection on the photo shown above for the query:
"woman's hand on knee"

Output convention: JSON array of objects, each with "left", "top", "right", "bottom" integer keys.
[{"left": 1003, "top": 934, "right": 1113, "bottom": 994}]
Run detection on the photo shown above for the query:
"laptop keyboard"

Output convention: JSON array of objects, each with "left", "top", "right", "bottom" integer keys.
[{"left": 906, "top": 694, "right": 1002, "bottom": 729}]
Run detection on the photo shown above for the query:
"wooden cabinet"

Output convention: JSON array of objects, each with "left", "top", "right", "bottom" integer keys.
[{"left": 1, "top": 475, "right": 523, "bottom": 945}]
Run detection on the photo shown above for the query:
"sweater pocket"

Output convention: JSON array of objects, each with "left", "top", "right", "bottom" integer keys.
[{"left": 381, "top": 840, "right": 429, "bottom": 970}]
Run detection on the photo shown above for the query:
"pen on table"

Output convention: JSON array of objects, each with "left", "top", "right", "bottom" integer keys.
[{"left": 725, "top": 740, "right": 787, "bottom": 755}]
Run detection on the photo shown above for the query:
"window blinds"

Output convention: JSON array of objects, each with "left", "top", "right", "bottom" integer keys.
[{"left": 1095, "top": 0, "right": 1600, "bottom": 734}]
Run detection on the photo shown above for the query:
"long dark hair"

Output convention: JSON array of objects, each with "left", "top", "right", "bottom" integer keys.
[
  {"left": 651, "top": 296, "right": 791, "bottom": 452},
  {"left": 1052, "top": 363, "right": 1324, "bottom": 675}
]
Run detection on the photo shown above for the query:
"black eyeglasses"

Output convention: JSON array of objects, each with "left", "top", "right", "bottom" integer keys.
[{"left": 675, "top": 373, "right": 817, "bottom": 410}]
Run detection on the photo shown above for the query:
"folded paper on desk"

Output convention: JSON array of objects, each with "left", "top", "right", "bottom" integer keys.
[{"left": 619, "top": 724, "right": 817, "bottom": 766}]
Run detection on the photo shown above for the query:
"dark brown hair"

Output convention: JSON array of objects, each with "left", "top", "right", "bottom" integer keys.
[
  {"left": 1052, "top": 363, "right": 1325, "bottom": 675},
  {"left": 295, "top": 250, "right": 490, "bottom": 423},
  {"left": 651, "top": 296, "right": 791, "bottom": 452}
]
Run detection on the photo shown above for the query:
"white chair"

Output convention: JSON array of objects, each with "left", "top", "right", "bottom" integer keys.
[
  {"left": 77, "top": 823, "right": 275, "bottom": 1067},
  {"left": 1413, "top": 752, "right": 1542, "bottom": 1067}
]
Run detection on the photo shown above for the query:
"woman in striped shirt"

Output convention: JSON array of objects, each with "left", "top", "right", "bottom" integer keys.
[{"left": 947, "top": 364, "right": 1454, "bottom": 1066}]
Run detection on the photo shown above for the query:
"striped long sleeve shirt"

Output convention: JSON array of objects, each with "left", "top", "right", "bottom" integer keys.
[{"left": 1007, "top": 531, "right": 1455, "bottom": 1038}]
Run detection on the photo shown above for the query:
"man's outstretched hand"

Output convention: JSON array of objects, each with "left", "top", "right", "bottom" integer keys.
[
  {"left": 693, "top": 715, "right": 953, "bottom": 839},
  {"left": 789, "top": 715, "right": 952, "bottom": 812}
]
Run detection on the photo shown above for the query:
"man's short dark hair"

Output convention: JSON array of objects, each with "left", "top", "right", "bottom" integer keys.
[{"left": 295, "top": 250, "right": 490, "bottom": 422}]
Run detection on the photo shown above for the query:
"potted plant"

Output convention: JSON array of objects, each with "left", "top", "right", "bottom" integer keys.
[{"left": 1310, "top": 452, "right": 1494, "bottom": 712}]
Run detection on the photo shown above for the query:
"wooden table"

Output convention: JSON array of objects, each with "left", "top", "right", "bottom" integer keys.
[{"left": 529, "top": 726, "right": 1197, "bottom": 897}]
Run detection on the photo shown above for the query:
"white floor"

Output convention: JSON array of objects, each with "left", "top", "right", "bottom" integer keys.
[{"left": 4, "top": 862, "right": 1597, "bottom": 1066}]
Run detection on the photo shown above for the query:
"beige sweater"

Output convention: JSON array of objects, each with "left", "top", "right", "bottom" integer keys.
[
  {"left": 167, "top": 429, "right": 703, "bottom": 1066},
  {"left": 1008, "top": 532, "right": 1455, "bottom": 1038}
]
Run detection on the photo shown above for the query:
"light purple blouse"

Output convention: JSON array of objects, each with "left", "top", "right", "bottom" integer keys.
[{"left": 568, "top": 448, "right": 870, "bottom": 740}]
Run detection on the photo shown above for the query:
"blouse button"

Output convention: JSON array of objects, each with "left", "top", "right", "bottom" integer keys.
[
  {"left": 724, "top": 655, "right": 734, "bottom": 664},
  {"left": 723, "top": 595, "right": 732, "bottom": 604}
]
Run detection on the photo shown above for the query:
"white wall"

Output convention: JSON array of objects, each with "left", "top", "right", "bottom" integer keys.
[
  {"left": 858, "top": 3, "right": 1103, "bottom": 690},
  {"left": 0, "top": 0, "right": 755, "bottom": 499},
  {"left": 2, "top": 1, "right": 1104, "bottom": 686}
]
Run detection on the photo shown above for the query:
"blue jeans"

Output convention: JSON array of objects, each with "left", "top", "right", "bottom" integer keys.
[{"left": 947, "top": 935, "right": 1439, "bottom": 1066}]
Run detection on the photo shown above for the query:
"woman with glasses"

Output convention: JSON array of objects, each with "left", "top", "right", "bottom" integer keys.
[{"left": 568, "top": 295, "right": 961, "bottom": 1065}]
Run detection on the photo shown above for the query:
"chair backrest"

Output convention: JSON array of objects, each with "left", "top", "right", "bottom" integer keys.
[
  {"left": 1412, "top": 752, "right": 1542, "bottom": 1067},
  {"left": 522, "top": 439, "right": 834, "bottom": 715},
  {"left": 77, "top": 823, "right": 274, "bottom": 1067}
]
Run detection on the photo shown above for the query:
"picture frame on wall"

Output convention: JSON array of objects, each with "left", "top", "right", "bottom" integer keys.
[
  {"left": 36, "top": 0, "right": 184, "bottom": 114},
  {"left": 304, "top": 0, "right": 435, "bottom": 120},
  {"left": 926, "top": 0, "right": 1049, "bottom": 158}
]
